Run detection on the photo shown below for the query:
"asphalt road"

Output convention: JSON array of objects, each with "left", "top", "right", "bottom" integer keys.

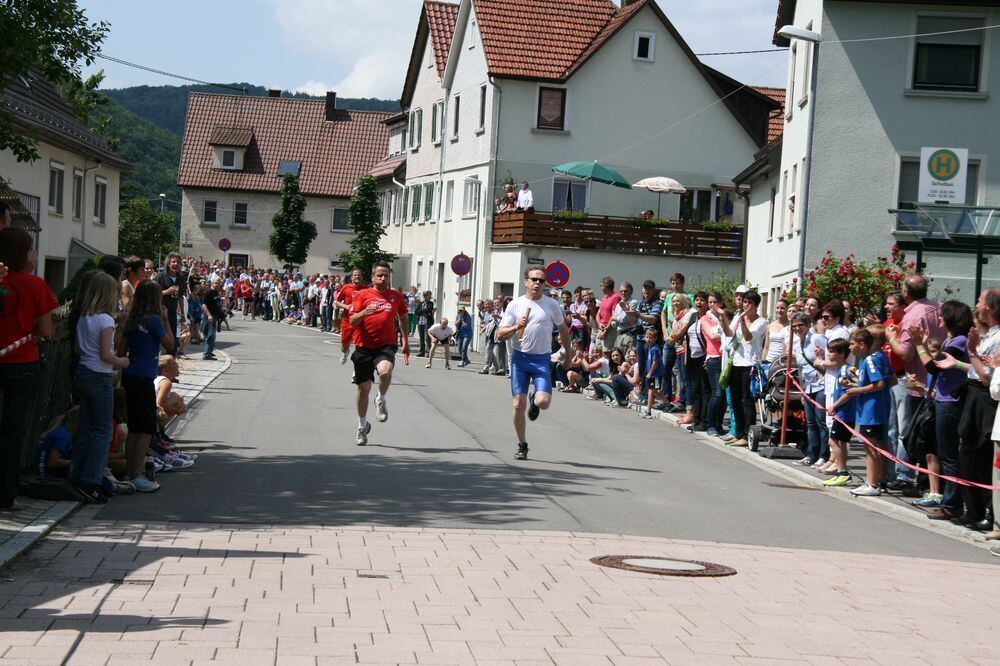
[{"left": 97, "top": 320, "right": 996, "bottom": 564}]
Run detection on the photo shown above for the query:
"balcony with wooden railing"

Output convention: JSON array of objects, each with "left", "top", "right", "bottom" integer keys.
[{"left": 492, "top": 211, "right": 744, "bottom": 259}]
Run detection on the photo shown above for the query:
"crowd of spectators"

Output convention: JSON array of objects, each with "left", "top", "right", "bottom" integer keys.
[{"left": 2, "top": 220, "right": 997, "bottom": 551}]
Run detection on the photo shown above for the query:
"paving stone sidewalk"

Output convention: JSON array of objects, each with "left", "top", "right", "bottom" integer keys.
[
  {"left": 0, "top": 352, "right": 231, "bottom": 572},
  {"left": 1, "top": 512, "right": 999, "bottom": 665}
]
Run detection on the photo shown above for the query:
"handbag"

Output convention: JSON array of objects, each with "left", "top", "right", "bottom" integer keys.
[
  {"left": 719, "top": 328, "right": 742, "bottom": 390},
  {"left": 903, "top": 375, "right": 938, "bottom": 461}
]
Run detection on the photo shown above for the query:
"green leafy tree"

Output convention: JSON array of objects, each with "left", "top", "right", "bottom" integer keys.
[
  {"left": 269, "top": 174, "right": 317, "bottom": 270},
  {"left": 57, "top": 70, "right": 119, "bottom": 150},
  {"left": 339, "top": 174, "right": 395, "bottom": 275},
  {"left": 1, "top": 0, "right": 108, "bottom": 162},
  {"left": 118, "top": 197, "right": 178, "bottom": 262}
]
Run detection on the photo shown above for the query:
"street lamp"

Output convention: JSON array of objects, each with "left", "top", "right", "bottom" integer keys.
[
  {"left": 159, "top": 193, "right": 166, "bottom": 212},
  {"left": 776, "top": 24, "right": 821, "bottom": 292}
]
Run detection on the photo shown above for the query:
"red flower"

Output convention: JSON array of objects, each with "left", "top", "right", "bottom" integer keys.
[
  {"left": 792, "top": 277, "right": 798, "bottom": 283},
  {"left": 907, "top": 261, "right": 915, "bottom": 269}
]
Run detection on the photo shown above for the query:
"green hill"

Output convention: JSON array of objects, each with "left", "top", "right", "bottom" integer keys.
[
  {"left": 94, "top": 100, "right": 183, "bottom": 213},
  {"left": 104, "top": 84, "right": 400, "bottom": 137}
]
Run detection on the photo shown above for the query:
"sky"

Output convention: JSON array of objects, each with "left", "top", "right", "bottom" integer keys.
[{"left": 79, "top": 0, "right": 788, "bottom": 98}]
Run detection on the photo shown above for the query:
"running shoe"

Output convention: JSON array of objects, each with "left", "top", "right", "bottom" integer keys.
[
  {"left": 719, "top": 433, "right": 737, "bottom": 443},
  {"left": 341, "top": 350, "right": 349, "bottom": 365},
  {"left": 912, "top": 492, "right": 943, "bottom": 507},
  {"left": 357, "top": 422, "right": 371, "bottom": 446},
  {"left": 823, "top": 472, "right": 851, "bottom": 487},
  {"left": 375, "top": 395, "right": 389, "bottom": 423},
  {"left": 527, "top": 400, "right": 540, "bottom": 422},
  {"left": 850, "top": 483, "right": 881, "bottom": 497},
  {"left": 515, "top": 442, "right": 529, "bottom": 460},
  {"left": 706, "top": 427, "right": 719, "bottom": 437},
  {"left": 640, "top": 410, "right": 654, "bottom": 419},
  {"left": 793, "top": 457, "right": 815, "bottom": 466},
  {"left": 811, "top": 458, "right": 828, "bottom": 469},
  {"left": 131, "top": 475, "right": 161, "bottom": 493}
]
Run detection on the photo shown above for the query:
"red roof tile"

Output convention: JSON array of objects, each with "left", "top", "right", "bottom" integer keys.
[
  {"left": 208, "top": 126, "right": 254, "bottom": 147},
  {"left": 178, "top": 93, "right": 391, "bottom": 198},
  {"left": 563, "top": 0, "right": 646, "bottom": 78},
  {"left": 427, "top": 1, "right": 460, "bottom": 76},
  {"left": 474, "top": 0, "right": 620, "bottom": 80},
  {"left": 370, "top": 153, "right": 407, "bottom": 179},
  {"left": 753, "top": 86, "right": 786, "bottom": 143}
]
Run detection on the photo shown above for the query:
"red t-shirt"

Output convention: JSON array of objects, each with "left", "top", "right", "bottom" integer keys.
[
  {"left": 240, "top": 281, "right": 253, "bottom": 298},
  {"left": 350, "top": 287, "right": 408, "bottom": 349},
  {"left": 0, "top": 271, "right": 58, "bottom": 363},
  {"left": 337, "top": 283, "right": 365, "bottom": 329},
  {"left": 598, "top": 293, "right": 621, "bottom": 327},
  {"left": 882, "top": 316, "right": 905, "bottom": 374}
]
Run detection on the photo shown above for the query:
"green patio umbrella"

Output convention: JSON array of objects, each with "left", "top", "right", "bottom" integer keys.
[{"left": 552, "top": 161, "right": 631, "bottom": 215}]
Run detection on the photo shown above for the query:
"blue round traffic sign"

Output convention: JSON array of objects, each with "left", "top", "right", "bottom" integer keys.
[
  {"left": 545, "top": 260, "right": 570, "bottom": 288},
  {"left": 451, "top": 253, "right": 472, "bottom": 277}
]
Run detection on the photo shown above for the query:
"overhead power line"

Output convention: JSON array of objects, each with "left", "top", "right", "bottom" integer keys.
[{"left": 96, "top": 53, "right": 247, "bottom": 93}]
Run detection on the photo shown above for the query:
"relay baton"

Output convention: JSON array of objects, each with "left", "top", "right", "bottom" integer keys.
[{"left": 518, "top": 307, "right": 531, "bottom": 340}]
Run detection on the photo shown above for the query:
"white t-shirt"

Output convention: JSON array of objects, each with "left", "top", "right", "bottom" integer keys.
[
  {"left": 822, "top": 324, "right": 850, "bottom": 398},
  {"left": 501, "top": 295, "right": 564, "bottom": 355},
  {"left": 732, "top": 315, "right": 768, "bottom": 367},
  {"left": 428, "top": 323, "right": 456, "bottom": 341},
  {"left": 686, "top": 311, "right": 706, "bottom": 359},
  {"left": 77, "top": 313, "right": 116, "bottom": 374}
]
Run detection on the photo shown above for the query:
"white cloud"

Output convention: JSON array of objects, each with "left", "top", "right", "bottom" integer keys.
[
  {"left": 292, "top": 80, "right": 333, "bottom": 96},
  {"left": 263, "top": 0, "right": 421, "bottom": 98}
]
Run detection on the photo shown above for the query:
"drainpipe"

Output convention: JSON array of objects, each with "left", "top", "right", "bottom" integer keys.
[{"left": 81, "top": 161, "right": 101, "bottom": 245}]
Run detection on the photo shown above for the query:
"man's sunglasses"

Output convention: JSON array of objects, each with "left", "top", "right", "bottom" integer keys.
[
  {"left": 527, "top": 277, "right": 545, "bottom": 284},
  {"left": 820, "top": 314, "right": 831, "bottom": 320}
]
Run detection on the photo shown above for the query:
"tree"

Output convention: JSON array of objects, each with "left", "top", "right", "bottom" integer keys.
[
  {"left": 1, "top": 0, "right": 108, "bottom": 162},
  {"left": 57, "top": 70, "right": 119, "bottom": 150},
  {"left": 339, "top": 174, "right": 395, "bottom": 275},
  {"left": 118, "top": 197, "right": 178, "bottom": 262},
  {"left": 269, "top": 174, "right": 317, "bottom": 270}
]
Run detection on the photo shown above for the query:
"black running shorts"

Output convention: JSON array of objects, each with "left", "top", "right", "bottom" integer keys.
[
  {"left": 351, "top": 346, "right": 397, "bottom": 385},
  {"left": 830, "top": 420, "right": 854, "bottom": 444}
]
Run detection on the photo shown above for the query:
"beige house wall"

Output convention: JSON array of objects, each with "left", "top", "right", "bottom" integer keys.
[{"left": 180, "top": 188, "right": 355, "bottom": 275}]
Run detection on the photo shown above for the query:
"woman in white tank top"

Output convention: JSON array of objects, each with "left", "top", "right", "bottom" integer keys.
[{"left": 763, "top": 299, "right": 789, "bottom": 363}]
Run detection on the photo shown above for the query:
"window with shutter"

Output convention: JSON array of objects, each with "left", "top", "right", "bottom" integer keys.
[
  {"left": 898, "top": 158, "right": 979, "bottom": 210},
  {"left": 423, "top": 183, "right": 434, "bottom": 220},
  {"left": 912, "top": 15, "right": 984, "bottom": 92}
]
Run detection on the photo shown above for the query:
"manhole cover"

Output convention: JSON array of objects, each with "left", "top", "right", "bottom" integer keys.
[{"left": 590, "top": 555, "right": 736, "bottom": 577}]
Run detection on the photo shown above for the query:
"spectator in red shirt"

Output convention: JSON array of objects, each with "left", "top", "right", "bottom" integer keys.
[
  {"left": 348, "top": 262, "right": 409, "bottom": 446},
  {"left": 595, "top": 276, "right": 620, "bottom": 350},
  {"left": 335, "top": 268, "right": 366, "bottom": 365},
  {"left": 0, "top": 227, "right": 58, "bottom": 510}
]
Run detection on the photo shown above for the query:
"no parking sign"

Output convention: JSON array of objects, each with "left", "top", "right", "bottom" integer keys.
[
  {"left": 451, "top": 253, "right": 472, "bottom": 276},
  {"left": 545, "top": 260, "right": 570, "bottom": 288}
]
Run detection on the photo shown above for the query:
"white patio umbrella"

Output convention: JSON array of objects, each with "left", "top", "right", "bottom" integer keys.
[{"left": 632, "top": 176, "right": 686, "bottom": 218}]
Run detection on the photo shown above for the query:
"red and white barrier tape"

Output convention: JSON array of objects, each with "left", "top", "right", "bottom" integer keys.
[
  {"left": 789, "top": 375, "right": 1000, "bottom": 491},
  {"left": 0, "top": 334, "right": 34, "bottom": 358}
]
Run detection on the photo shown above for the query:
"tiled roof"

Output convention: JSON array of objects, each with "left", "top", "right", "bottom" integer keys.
[
  {"left": 753, "top": 86, "right": 786, "bottom": 143},
  {"left": 474, "top": 0, "right": 620, "bottom": 80},
  {"left": 178, "top": 93, "right": 391, "bottom": 198},
  {"left": 370, "top": 154, "right": 407, "bottom": 180},
  {"left": 427, "top": 1, "right": 460, "bottom": 76},
  {"left": 1, "top": 71, "right": 130, "bottom": 171},
  {"left": 208, "top": 126, "right": 254, "bottom": 147},
  {"left": 563, "top": 0, "right": 646, "bottom": 78}
]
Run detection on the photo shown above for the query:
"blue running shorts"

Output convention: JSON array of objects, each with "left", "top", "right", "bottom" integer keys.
[{"left": 510, "top": 349, "right": 553, "bottom": 396}]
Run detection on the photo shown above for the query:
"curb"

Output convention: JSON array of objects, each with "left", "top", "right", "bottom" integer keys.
[
  {"left": 0, "top": 501, "right": 79, "bottom": 571},
  {"left": 0, "top": 351, "right": 233, "bottom": 572},
  {"left": 631, "top": 401, "right": 995, "bottom": 552}
]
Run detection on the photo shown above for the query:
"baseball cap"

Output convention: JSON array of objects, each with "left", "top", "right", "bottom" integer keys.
[{"left": 735, "top": 284, "right": 749, "bottom": 294}]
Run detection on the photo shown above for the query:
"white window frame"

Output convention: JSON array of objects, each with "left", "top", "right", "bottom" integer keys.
[
  {"left": 93, "top": 176, "right": 107, "bottom": 225},
  {"left": 444, "top": 180, "right": 454, "bottom": 221},
  {"left": 552, "top": 177, "right": 588, "bottom": 213},
  {"left": 423, "top": 182, "right": 434, "bottom": 222},
  {"left": 778, "top": 170, "right": 788, "bottom": 236},
  {"left": 798, "top": 22, "right": 813, "bottom": 107},
  {"left": 787, "top": 43, "right": 797, "bottom": 120},
  {"left": 431, "top": 101, "right": 441, "bottom": 144},
  {"left": 222, "top": 149, "right": 237, "bottom": 169},
  {"left": 331, "top": 207, "right": 351, "bottom": 232},
  {"left": 788, "top": 163, "right": 798, "bottom": 235},
  {"left": 450, "top": 95, "right": 460, "bottom": 141},
  {"left": 408, "top": 108, "right": 422, "bottom": 150},
  {"left": 48, "top": 162, "right": 64, "bottom": 214},
  {"left": 462, "top": 178, "right": 480, "bottom": 218},
  {"left": 767, "top": 186, "right": 777, "bottom": 241},
  {"left": 410, "top": 185, "right": 422, "bottom": 223},
  {"left": 203, "top": 199, "right": 218, "bottom": 225},
  {"left": 468, "top": 18, "right": 476, "bottom": 49},
  {"left": 478, "top": 84, "right": 487, "bottom": 132},
  {"left": 633, "top": 31, "right": 655, "bottom": 62},
  {"left": 72, "top": 168, "right": 83, "bottom": 220},
  {"left": 232, "top": 201, "right": 249, "bottom": 227}
]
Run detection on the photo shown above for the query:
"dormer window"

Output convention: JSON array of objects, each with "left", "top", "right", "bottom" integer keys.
[
  {"left": 634, "top": 31, "right": 655, "bottom": 61},
  {"left": 209, "top": 126, "right": 253, "bottom": 171}
]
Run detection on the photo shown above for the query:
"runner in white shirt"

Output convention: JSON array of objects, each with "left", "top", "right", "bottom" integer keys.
[{"left": 497, "top": 266, "right": 573, "bottom": 460}]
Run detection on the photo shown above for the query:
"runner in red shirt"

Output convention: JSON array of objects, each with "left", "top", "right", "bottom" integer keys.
[
  {"left": 334, "top": 268, "right": 366, "bottom": 364},
  {"left": 348, "top": 262, "right": 409, "bottom": 446}
]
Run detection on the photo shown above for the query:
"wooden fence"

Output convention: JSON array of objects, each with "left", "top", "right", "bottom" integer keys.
[{"left": 492, "top": 211, "right": 743, "bottom": 258}]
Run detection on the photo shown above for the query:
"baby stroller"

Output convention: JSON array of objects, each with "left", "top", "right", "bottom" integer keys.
[{"left": 748, "top": 356, "right": 808, "bottom": 452}]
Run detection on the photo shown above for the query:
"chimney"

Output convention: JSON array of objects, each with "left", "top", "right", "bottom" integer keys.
[
  {"left": 267, "top": 89, "right": 281, "bottom": 98},
  {"left": 325, "top": 92, "right": 337, "bottom": 121}
]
